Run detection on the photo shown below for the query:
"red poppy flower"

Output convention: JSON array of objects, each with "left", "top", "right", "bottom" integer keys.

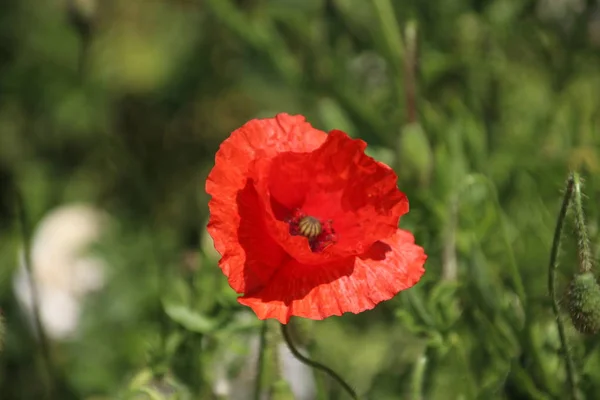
[{"left": 206, "top": 113, "right": 426, "bottom": 323}]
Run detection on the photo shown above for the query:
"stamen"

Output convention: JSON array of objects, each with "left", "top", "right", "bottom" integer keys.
[{"left": 287, "top": 210, "right": 337, "bottom": 252}]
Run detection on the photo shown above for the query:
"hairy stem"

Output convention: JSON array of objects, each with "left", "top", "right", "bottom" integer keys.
[
  {"left": 571, "top": 173, "right": 592, "bottom": 273},
  {"left": 548, "top": 172, "right": 580, "bottom": 400},
  {"left": 280, "top": 323, "right": 358, "bottom": 400}
]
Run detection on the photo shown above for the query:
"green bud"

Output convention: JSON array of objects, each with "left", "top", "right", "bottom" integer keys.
[{"left": 567, "top": 272, "right": 600, "bottom": 334}]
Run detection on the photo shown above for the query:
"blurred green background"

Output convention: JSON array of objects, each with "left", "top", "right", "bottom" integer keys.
[{"left": 1, "top": 0, "right": 600, "bottom": 399}]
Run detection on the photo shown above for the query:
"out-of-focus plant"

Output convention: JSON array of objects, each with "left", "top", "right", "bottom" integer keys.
[{"left": 2, "top": 0, "right": 600, "bottom": 398}]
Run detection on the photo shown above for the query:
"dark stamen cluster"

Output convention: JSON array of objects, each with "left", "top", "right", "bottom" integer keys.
[{"left": 287, "top": 210, "right": 336, "bottom": 252}]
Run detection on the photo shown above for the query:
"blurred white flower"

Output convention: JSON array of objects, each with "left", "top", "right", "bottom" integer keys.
[{"left": 13, "top": 204, "right": 109, "bottom": 341}]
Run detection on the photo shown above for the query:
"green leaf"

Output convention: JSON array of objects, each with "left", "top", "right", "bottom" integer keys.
[{"left": 162, "top": 301, "right": 216, "bottom": 334}]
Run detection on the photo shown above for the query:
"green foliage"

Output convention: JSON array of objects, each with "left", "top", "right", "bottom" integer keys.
[{"left": 1, "top": 0, "right": 600, "bottom": 399}]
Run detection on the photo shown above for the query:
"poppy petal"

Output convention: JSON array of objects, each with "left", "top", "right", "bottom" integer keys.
[
  {"left": 206, "top": 114, "right": 326, "bottom": 292},
  {"left": 238, "top": 229, "right": 427, "bottom": 323},
  {"left": 209, "top": 180, "right": 289, "bottom": 293},
  {"left": 250, "top": 129, "right": 409, "bottom": 264}
]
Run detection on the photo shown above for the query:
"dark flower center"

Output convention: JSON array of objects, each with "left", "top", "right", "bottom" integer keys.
[{"left": 287, "top": 209, "right": 337, "bottom": 252}]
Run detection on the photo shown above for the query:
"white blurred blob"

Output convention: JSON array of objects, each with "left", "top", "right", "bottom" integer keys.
[
  {"left": 13, "top": 204, "right": 109, "bottom": 341},
  {"left": 212, "top": 314, "right": 317, "bottom": 400}
]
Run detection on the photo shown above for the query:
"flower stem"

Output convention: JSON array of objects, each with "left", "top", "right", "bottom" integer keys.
[
  {"left": 280, "top": 323, "right": 358, "bottom": 400},
  {"left": 14, "top": 188, "right": 55, "bottom": 398},
  {"left": 253, "top": 321, "right": 267, "bottom": 400},
  {"left": 571, "top": 173, "right": 592, "bottom": 273},
  {"left": 410, "top": 354, "right": 427, "bottom": 400},
  {"left": 548, "top": 173, "right": 580, "bottom": 400}
]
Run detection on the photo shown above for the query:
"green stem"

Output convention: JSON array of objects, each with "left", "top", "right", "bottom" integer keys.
[
  {"left": 14, "top": 189, "right": 54, "bottom": 399},
  {"left": 548, "top": 173, "right": 580, "bottom": 400},
  {"left": 280, "top": 323, "right": 358, "bottom": 400},
  {"left": 253, "top": 321, "right": 268, "bottom": 400},
  {"left": 571, "top": 173, "right": 592, "bottom": 273},
  {"left": 410, "top": 354, "right": 427, "bottom": 400}
]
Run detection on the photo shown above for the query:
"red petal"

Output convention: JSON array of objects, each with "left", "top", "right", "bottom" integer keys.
[
  {"left": 211, "top": 180, "right": 289, "bottom": 293},
  {"left": 238, "top": 229, "right": 427, "bottom": 323},
  {"left": 250, "top": 129, "right": 408, "bottom": 263},
  {"left": 206, "top": 114, "right": 327, "bottom": 292}
]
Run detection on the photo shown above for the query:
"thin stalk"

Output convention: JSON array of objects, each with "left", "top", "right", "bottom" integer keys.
[
  {"left": 409, "top": 354, "right": 427, "bottom": 400},
  {"left": 548, "top": 173, "right": 580, "bottom": 400},
  {"left": 14, "top": 189, "right": 54, "bottom": 398},
  {"left": 571, "top": 173, "right": 592, "bottom": 273},
  {"left": 253, "top": 321, "right": 268, "bottom": 400},
  {"left": 280, "top": 323, "right": 358, "bottom": 400}
]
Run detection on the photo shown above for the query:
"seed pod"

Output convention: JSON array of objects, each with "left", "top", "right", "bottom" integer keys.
[
  {"left": 567, "top": 272, "right": 600, "bottom": 334},
  {"left": 298, "top": 216, "right": 322, "bottom": 239}
]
